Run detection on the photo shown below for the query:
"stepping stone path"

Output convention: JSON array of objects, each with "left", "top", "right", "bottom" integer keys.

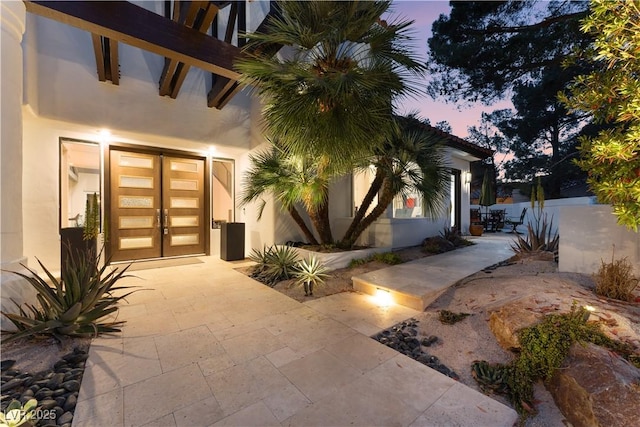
[
  {"left": 372, "top": 318, "right": 459, "bottom": 379},
  {"left": 1, "top": 347, "right": 87, "bottom": 427}
]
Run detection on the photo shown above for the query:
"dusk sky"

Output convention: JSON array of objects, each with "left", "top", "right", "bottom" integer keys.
[{"left": 388, "top": 1, "right": 513, "bottom": 138}]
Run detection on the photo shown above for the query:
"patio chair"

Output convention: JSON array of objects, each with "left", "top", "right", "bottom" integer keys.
[{"left": 505, "top": 208, "right": 527, "bottom": 233}]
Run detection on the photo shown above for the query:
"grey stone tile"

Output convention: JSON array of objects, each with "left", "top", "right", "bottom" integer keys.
[
  {"left": 279, "top": 349, "right": 362, "bottom": 403},
  {"left": 364, "top": 354, "right": 455, "bottom": 413},
  {"left": 206, "top": 356, "right": 291, "bottom": 415},
  {"left": 411, "top": 382, "right": 518, "bottom": 427},
  {"left": 154, "top": 325, "right": 225, "bottom": 373},
  {"left": 172, "top": 396, "right": 226, "bottom": 427},
  {"left": 123, "top": 364, "right": 212, "bottom": 426},
  {"left": 212, "top": 401, "right": 281, "bottom": 427},
  {"left": 219, "top": 328, "right": 285, "bottom": 364}
]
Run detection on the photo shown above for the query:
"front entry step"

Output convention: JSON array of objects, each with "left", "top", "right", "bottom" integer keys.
[{"left": 352, "top": 236, "right": 514, "bottom": 311}]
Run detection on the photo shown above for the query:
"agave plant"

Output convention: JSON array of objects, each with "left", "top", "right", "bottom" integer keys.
[
  {"left": 248, "top": 245, "right": 300, "bottom": 286},
  {"left": 294, "top": 256, "right": 330, "bottom": 296},
  {"left": 0, "top": 399, "right": 37, "bottom": 427},
  {"left": 265, "top": 245, "right": 300, "bottom": 283},
  {"left": 1, "top": 247, "right": 139, "bottom": 343}
]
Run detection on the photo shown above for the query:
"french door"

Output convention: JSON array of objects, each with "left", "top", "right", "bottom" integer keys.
[{"left": 109, "top": 148, "right": 206, "bottom": 262}]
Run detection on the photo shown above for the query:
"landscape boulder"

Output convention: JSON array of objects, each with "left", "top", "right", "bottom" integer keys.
[
  {"left": 488, "top": 298, "right": 544, "bottom": 351},
  {"left": 547, "top": 342, "right": 640, "bottom": 427}
]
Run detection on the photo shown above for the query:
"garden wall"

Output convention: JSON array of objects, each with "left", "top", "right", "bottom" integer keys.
[{"left": 558, "top": 205, "right": 640, "bottom": 276}]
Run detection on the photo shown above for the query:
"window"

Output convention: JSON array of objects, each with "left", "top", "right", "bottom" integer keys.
[
  {"left": 211, "top": 158, "right": 234, "bottom": 228},
  {"left": 59, "top": 138, "right": 101, "bottom": 229}
]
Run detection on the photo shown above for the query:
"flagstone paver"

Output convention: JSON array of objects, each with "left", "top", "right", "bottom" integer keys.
[{"left": 73, "top": 250, "right": 518, "bottom": 427}]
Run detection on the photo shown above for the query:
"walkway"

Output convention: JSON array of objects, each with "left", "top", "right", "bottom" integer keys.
[
  {"left": 73, "top": 247, "right": 518, "bottom": 426},
  {"left": 353, "top": 234, "right": 514, "bottom": 310}
]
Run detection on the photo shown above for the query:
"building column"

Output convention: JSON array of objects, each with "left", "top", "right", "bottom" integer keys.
[
  {"left": 1, "top": 0, "right": 26, "bottom": 271},
  {"left": 1, "top": 1, "right": 35, "bottom": 331}
]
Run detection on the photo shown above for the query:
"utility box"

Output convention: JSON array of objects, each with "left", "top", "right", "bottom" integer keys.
[{"left": 220, "top": 222, "right": 245, "bottom": 261}]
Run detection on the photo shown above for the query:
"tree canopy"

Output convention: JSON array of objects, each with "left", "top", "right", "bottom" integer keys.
[
  {"left": 427, "top": 1, "right": 593, "bottom": 197},
  {"left": 235, "top": 0, "right": 425, "bottom": 167},
  {"left": 561, "top": 0, "right": 640, "bottom": 231}
]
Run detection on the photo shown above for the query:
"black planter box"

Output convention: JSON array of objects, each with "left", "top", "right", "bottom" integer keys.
[
  {"left": 220, "top": 222, "right": 245, "bottom": 261},
  {"left": 60, "top": 227, "right": 96, "bottom": 275}
]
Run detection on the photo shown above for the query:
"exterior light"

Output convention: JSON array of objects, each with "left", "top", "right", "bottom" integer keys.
[
  {"left": 374, "top": 288, "right": 393, "bottom": 307},
  {"left": 98, "top": 129, "right": 111, "bottom": 144}
]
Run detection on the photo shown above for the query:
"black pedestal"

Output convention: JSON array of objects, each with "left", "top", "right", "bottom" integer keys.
[
  {"left": 60, "top": 227, "right": 96, "bottom": 275},
  {"left": 220, "top": 222, "right": 245, "bottom": 261}
]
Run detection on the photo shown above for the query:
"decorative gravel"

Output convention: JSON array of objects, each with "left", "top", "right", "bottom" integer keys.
[
  {"left": 372, "top": 318, "right": 459, "bottom": 379},
  {"left": 1, "top": 347, "right": 88, "bottom": 427}
]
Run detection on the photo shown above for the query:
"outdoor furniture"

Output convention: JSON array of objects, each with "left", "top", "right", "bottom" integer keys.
[
  {"left": 505, "top": 208, "right": 527, "bottom": 233},
  {"left": 483, "top": 209, "right": 505, "bottom": 232},
  {"left": 490, "top": 209, "right": 506, "bottom": 231}
]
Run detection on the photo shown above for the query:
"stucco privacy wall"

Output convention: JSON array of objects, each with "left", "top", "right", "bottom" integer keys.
[{"left": 559, "top": 205, "right": 640, "bottom": 276}]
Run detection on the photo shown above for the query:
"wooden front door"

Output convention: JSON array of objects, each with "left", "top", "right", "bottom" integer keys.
[
  {"left": 109, "top": 149, "right": 205, "bottom": 262},
  {"left": 162, "top": 156, "right": 205, "bottom": 257}
]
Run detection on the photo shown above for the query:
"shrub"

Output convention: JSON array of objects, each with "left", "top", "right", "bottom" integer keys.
[
  {"left": 439, "top": 226, "right": 474, "bottom": 247},
  {"left": 294, "top": 256, "right": 330, "bottom": 296},
  {"left": 594, "top": 249, "right": 639, "bottom": 301},
  {"left": 249, "top": 245, "right": 299, "bottom": 286},
  {"left": 1, "top": 248, "right": 139, "bottom": 343},
  {"left": 348, "top": 251, "right": 403, "bottom": 268},
  {"left": 471, "top": 303, "right": 639, "bottom": 421}
]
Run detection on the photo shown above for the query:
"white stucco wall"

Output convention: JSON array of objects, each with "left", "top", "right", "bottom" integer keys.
[{"left": 559, "top": 205, "right": 640, "bottom": 276}]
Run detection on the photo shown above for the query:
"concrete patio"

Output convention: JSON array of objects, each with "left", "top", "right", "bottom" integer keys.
[{"left": 73, "top": 240, "right": 518, "bottom": 426}]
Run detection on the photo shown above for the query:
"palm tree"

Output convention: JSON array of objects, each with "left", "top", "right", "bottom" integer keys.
[
  {"left": 235, "top": 0, "right": 425, "bottom": 167},
  {"left": 339, "top": 115, "right": 449, "bottom": 248},
  {"left": 239, "top": 145, "right": 339, "bottom": 245}
]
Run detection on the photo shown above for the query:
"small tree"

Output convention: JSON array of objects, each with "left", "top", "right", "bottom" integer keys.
[{"left": 561, "top": 0, "right": 640, "bottom": 231}]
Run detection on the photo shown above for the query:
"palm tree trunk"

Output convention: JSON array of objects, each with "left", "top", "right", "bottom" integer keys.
[
  {"left": 308, "top": 199, "right": 333, "bottom": 244},
  {"left": 288, "top": 206, "right": 319, "bottom": 245},
  {"left": 340, "top": 176, "right": 395, "bottom": 248},
  {"left": 339, "top": 167, "right": 385, "bottom": 248}
]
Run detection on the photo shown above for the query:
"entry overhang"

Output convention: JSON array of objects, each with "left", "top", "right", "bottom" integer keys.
[{"left": 24, "top": 0, "right": 242, "bottom": 81}]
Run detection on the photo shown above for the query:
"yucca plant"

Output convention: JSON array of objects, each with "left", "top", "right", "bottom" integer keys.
[
  {"left": 511, "top": 179, "right": 559, "bottom": 255},
  {"left": 1, "top": 247, "right": 139, "bottom": 343},
  {"left": 294, "top": 256, "right": 330, "bottom": 296}
]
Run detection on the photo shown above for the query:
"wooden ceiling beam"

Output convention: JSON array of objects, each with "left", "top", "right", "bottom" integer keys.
[
  {"left": 162, "top": 2, "right": 219, "bottom": 99},
  {"left": 91, "top": 34, "right": 119, "bottom": 85},
  {"left": 208, "top": 1, "right": 281, "bottom": 109},
  {"left": 24, "top": 0, "right": 242, "bottom": 80}
]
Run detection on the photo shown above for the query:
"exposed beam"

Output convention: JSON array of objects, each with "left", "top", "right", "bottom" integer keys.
[
  {"left": 91, "top": 34, "right": 119, "bottom": 85},
  {"left": 24, "top": 0, "right": 242, "bottom": 80},
  {"left": 208, "top": 1, "right": 281, "bottom": 109},
  {"left": 91, "top": 33, "right": 106, "bottom": 82},
  {"left": 159, "top": 1, "right": 219, "bottom": 98},
  {"left": 108, "top": 38, "right": 119, "bottom": 85}
]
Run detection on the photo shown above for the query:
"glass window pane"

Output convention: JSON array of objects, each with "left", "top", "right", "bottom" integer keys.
[
  {"left": 60, "top": 139, "right": 101, "bottom": 229},
  {"left": 119, "top": 216, "right": 154, "bottom": 229},
  {"left": 120, "top": 236, "right": 153, "bottom": 249},
  {"left": 171, "top": 216, "right": 199, "bottom": 227},
  {"left": 170, "top": 161, "right": 198, "bottom": 172},
  {"left": 119, "top": 154, "right": 153, "bottom": 169},
  {"left": 170, "top": 197, "right": 198, "bottom": 208},
  {"left": 120, "top": 175, "right": 154, "bottom": 189},
  {"left": 170, "top": 234, "right": 199, "bottom": 246},
  {"left": 170, "top": 179, "right": 198, "bottom": 191},
  {"left": 119, "top": 196, "right": 154, "bottom": 209}
]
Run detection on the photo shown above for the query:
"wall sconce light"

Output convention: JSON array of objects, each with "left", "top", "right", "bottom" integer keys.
[{"left": 464, "top": 171, "right": 472, "bottom": 184}]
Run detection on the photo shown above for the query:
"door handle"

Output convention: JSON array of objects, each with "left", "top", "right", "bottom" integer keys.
[
  {"left": 156, "top": 209, "right": 161, "bottom": 228},
  {"left": 164, "top": 209, "right": 169, "bottom": 226}
]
